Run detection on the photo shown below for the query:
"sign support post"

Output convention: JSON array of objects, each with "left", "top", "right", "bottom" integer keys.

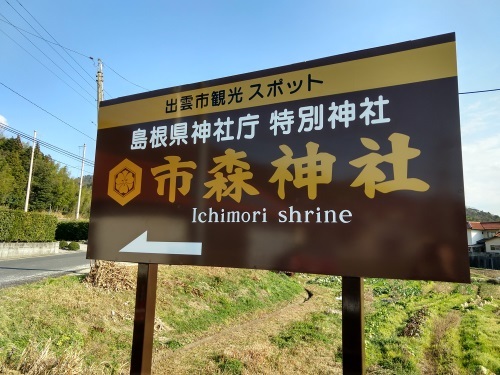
[
  {"left": 130, "top": 263, "right": 158, "bottom": 375},
  {"left": 342, "top": 276, "right": 365, "bottom": 374}
]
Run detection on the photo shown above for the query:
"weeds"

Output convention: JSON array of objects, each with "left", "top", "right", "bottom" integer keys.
[
  {"left": 426, "top": 311, "right": 461, "bottom": 374},
  {"left": 0, "top": 268, "right": 498, "bottom": 374},
  {"left": 306, "top": 275, "right": 341, "bottom": 288},
  {"left": 212, "top": 354, "right": 245, "bottom": 374},
  {"left": 271, "top": 315, "right": 329, "bottom": 349}
]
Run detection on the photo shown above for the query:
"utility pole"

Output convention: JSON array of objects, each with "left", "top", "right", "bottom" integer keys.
[
  {"left": 97, "top": 58, "right": 104, "bottom": 110},
  {"left": 24, "top": 130, "right": 36, "bottom": 212},
  {"left": 76, "top": 58, "right": 102, "bottom": 220},
  {"left": 76, "top": 144, "right": 86, "bottom": 219}
]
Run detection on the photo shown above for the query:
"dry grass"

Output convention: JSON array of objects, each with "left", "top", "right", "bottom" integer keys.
[
  {"left": 363, "top": 286, "right": 376, "bottom": 315},
  {"left": 470, "top": 268, "right": 500, "bottom": 279},
  {"left": 14, "top": 339, "right": 84, "bottom": 375},
  {"left": 15, "top": 350, "right": 128, "bottom": 375},
  {"left": 431, "top": 282, "right": 455, "bottom": 295},
  {"left": 83, "top": 261, "right": 136, "bottom": 291}
]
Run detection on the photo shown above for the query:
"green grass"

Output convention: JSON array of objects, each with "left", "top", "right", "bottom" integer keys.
[
  {"left": 211, "top": 354, "right": 245, "bottom": 374},
  {"left": 0, "top": 266, "right": 498, "bottom": 374},
  {"left": 0, "top": 265, "right": 305, "bottom": 373},
  {"left": 363, "top": 276, "right": 500, "bottom": 374},
  {"left": 154, "top": 268, "right": 304, "bottom": 346},
  {"left": 270, "top": 312, "right": 334, "bottom": 349},
  {"left": 460, "top": 309, "right": 500, "bottom": 373},
  {"left": 0, "top": 275, "right": 135, "bottom": 372}
]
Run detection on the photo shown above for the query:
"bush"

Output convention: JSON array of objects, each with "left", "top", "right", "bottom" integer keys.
[
  {"left": 55, "top": 221, "right": 89, "bottom": 241},
  {"left": 67, "top": 242, "right": 80, "bottom": 251},
  {"left": 0, "top": 209, "right": 57, "bottom": 242},
  {"left": 59, "top": 240, "right": 68, "bottom": 249}
]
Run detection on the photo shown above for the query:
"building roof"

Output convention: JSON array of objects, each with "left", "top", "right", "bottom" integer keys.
[
  {"left": 467, "top": 221, "right": 483, "bottom": 230},
  {"left": 467, "top": 221, "right": 500, "bottom": 231},
  {"left": 481, "top": 222, "right": 500, "bottom": 230}
]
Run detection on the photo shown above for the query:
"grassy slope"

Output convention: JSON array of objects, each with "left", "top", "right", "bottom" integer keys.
[{"left": 0, "top": 267, "right": 498, "bottom": 374}]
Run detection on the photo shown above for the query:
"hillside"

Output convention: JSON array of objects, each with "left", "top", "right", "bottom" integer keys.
[{"left": 466, "top": 207, "right": 500, "bottom": 222}]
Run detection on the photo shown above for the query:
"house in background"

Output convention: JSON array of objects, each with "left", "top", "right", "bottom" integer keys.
[
  {"left": 467, "top": 221, "right": 500, "bottom": 252},
  {"left": 485, "top": 233, "right": 500, "bottom": 254}
]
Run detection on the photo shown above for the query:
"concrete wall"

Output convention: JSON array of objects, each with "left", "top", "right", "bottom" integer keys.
[{"left": 0, "top": 242, "right": 59, "bottom": 259}]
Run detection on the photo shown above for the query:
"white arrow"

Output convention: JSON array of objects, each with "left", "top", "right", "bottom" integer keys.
[{"left": 119, "top": 231, "right": 202, "bottom": 255}]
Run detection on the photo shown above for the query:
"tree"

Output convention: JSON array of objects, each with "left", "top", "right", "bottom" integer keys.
[
  {"left": 0, "top": 134, "right": 93, "bottom": 216},
  {"left": 54, "top": 170, "right": 79, "bottom": 214},
  {"left": 0, "top": 136, "right": 28, "bottom": 209},
  {"left": 0, "top": 154, "right": 15, "bottom": 205},
  {"left": 30, "top": 154, "right": 58, "bottom": 211}
]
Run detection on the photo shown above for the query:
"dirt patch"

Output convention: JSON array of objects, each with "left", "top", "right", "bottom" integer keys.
[
  {"left": 400, "top": 307, "right": 429, "bottom": 337},
  {"left": 421, "top": 311, "right": 461, "bottom": 374},
  {"left": 152, "top": 283, "right": 342, "bottom": 374}
]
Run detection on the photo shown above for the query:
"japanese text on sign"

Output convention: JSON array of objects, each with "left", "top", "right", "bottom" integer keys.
[{"left": 132, "top": 95, "right": 390, "bottom": 150}]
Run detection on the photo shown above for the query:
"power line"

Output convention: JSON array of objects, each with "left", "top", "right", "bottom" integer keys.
[
  {"left": 51, "top": 157, "right": 93, "bottom": 175},
  {"left": 0, "top": 121, "right": 94, "bottom": 166},
  {"left": 0, "top": 25, "right": 95, "bottom": 107},
  {"left": 0, "top": 5, "right": 95, "bottom": 101},
  {"left": 0, "top": 12, "right": 149, "bottom": 98},
  {"left": 2, "top": 9, "right": 498, "bottom": 100},
  {"left": 103, "top": 61, "right": 150, "bottom": 92},
  {"left": 0, "top": 124, "right": 93, "bottom": 174},
  {"left": 0, "top": 81, "right": 96, "bottom": 141},
  {"left": 459, "top": 88, "right": 500, "bottom": 95},
  {"left": 12, "top": 0, "right": 96, "bottom": 87},
  {"left": 0, "top": 17, "right": 92, "bottom": 58}
]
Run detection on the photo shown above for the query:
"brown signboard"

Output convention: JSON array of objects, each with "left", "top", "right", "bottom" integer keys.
[{"left": 88, "top": 33, "right": 470, "bottom": 282}]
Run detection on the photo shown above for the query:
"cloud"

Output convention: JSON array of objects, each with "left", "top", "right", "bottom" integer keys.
[
  {"left": 461, "top": 94, "right": 500, "bottom": 215},
  {"left": 460, "top": 94, "right": 500, "bottom": 138},
  {"left": 462, "top": 124, "right": 500, "bottom": 215}
]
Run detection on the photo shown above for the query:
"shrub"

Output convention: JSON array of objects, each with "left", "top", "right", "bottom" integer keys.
[
  {"left": 55, "top": 221, "right": 89, "bottom": 241},
  {"left": 0, "top": 209, "right": 57, "bottom": 242},
  {"left": 67, "top": 242, "right": 80, "bottom": 251},
  {"left": 59, "top": 240, "right": 69, "bottom": 249}
]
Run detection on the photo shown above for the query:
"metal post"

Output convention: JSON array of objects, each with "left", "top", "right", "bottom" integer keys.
[
  {"left": 342, "top": 276, "right": 365, "bottom": 374},
  {"left": 24, "top": 130, "right": 36, "bottom": 212},
  {"left": 131, "top": 263, "right": 158, "bottom": 375},
  {"left": 76, "top": 143, "right": 86, "bottom": 219}
]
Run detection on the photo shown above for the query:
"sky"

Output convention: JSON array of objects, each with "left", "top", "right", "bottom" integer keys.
[{"left": 0, "top": 0, "right": 499, "bottom": 215}]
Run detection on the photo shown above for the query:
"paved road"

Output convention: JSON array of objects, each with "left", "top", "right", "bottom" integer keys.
[{"left": 0, "top": 251, "right": 91, "bottom": 288}]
